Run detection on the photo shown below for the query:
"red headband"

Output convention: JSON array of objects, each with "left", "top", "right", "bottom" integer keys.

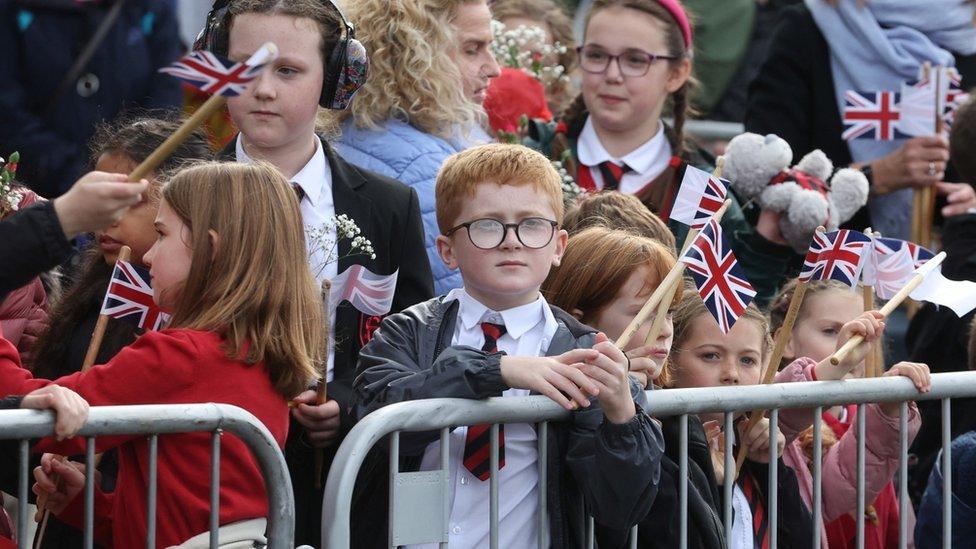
[{"left": 656, "top": 0, "right": 692, "bottom": 50}]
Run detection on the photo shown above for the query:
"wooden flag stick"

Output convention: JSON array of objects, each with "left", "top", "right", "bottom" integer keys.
[
  {"left": 616, "top": 199, "right": 732, "bottom": 349},
  {"left": 830, "top": 252, "right": 947, "bottom": 366},
  {"left": 733, "top": 227, "right": 826, "bottom": 474},
  {"left": 81, "top": 246, "right": 131, "bottom": 370},
  {"left": 912, "top": 62, "right": 933, "bottom": 250},
  {"left": 862, "top": 228, "right": 880, "bottom": 378},
  {"left": 37, "top": 248, "right": 132, "bottom": 541},
  {"left": 314, "top": 279, "right": 331, "bottom": 490},
  {"left": 640, "top": 157, "right": 726, "bottom": 349}
]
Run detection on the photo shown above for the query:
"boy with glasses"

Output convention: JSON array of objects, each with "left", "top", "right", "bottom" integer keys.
[{"left": 352, "top": 143, "right": 662, "bottom": 548}]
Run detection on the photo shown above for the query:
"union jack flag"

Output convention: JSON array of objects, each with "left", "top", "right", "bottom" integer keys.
[
  {"left": 862, "top": 238, "right": 916, "bottom": 300},
  {"left": 100, "top": 260, "right": 169, "bottom": 331},
  {"left": 680, "top": 220, "right": 756, "bottom": 333},
  {"left": 842, "top": 90, "right": 902, "bottom": 141},
  {"left": 329, "top": 265, "right": 399, "bottom": 316},
  {"left": 160, "top": 50, "right": 268, "bottom": 97},
  {"left": 874, "top": 237, "right": 935, "bottom": 269},
  {"left": 670, "top": 165, "right": 728, "bottom": 230},
  {"left": 800, "top": 230, "right": 871, "bottom": 286}
]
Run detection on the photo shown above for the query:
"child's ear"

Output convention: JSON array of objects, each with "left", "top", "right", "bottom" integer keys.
[
  {"left": 208, "top": 230, "right": 220, "bottom": 261},
  {"left": 665, "top": 57, "right": 692, "bottom": 94},
  {"left": 569, "top": 307, "right": 585, "bottom": 320},
  {"left": 435, "top": 234, "right": 459, "bottom": 270},
  {"left": 551, "top": 229, "right": 569, "bottom": 267}
]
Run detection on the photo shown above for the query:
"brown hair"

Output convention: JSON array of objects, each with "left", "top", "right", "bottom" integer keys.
[
  {"left": 162, "top": 161, "right": 324, "bottom": 397},
  {"left": 489, "top": 0, "right": 578, "bottom": 114},
  {"left": 563, "top": 190, "right": 676, "bottom": 253},
  {"left": 435, "top": 143, "right": 564, "bottom": 233},
  {"left": 666, "top": 284, "right": 771, "bottom": 385},
  {"left": 561, "top": 0, "right": 699, "bottom": 156},
  {"left": 950, "top": 93, "right": 976, "bottom": 184},
  {"left": 227, "top": 0, "right": 342, "bottom": 66}
]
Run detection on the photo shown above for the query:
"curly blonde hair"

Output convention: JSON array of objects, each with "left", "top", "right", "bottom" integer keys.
[{"left": 327, "top": 0, "right": 485, "bottom": 139}]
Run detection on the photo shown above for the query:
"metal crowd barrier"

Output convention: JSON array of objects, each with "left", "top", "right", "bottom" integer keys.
[
  {"left": 0, "top": 403, "right": 294, "bottom": 549},
  {"left": 322, "top": 371, "right": 976, "bottom": 549},
  {"left": 669, "top": 119, "right": 745, "bottom": 141}
]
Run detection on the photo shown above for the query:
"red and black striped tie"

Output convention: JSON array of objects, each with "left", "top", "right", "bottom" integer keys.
[
  {"left": 597, "top": 161, "right": 632, "bottom": 191},
  {"left": 463, "top": 322, "right": 507, "bottom": 481}
]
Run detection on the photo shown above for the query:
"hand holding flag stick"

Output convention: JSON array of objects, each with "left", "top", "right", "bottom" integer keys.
[
  {"left": 830, "top": 251, "right": 947, "bottom": 366},
  {"left": 616, "top": 199, "right": 732, "bottom": 350}
]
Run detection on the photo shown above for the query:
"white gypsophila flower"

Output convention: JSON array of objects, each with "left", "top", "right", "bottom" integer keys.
[
  {"left": 304, "top": 215, "right": 376, "bottom": 278},
  {"left": 489, "top": 22, "right": 571, "bottom": 88}
]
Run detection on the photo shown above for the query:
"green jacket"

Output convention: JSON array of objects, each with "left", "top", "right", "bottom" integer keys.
[{"left": 526, "top": 116, "right": 802, "bottom": 306}]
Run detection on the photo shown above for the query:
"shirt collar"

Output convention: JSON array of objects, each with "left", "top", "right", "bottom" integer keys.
[
  {"left": 235, "top": 135, "right": 329, "bottom": 206},
  {"left": 576, "top": 118, "right": 669, "bottom": 176},
  {"left": 444, "top": 288, "right": 554, "bottom": 340}
]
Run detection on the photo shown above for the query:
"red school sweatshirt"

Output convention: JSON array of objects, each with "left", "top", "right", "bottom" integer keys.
[{"left": 0, "top": 329, "right": 289, "bottom": 548}]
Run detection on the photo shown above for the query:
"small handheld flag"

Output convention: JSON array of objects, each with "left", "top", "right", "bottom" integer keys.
[
  {"left": 799, "top": 229, "right": 871, "bottom": 286},
  {"left": 329, "top": 265, "right": 398, "bottom": 316},
  {"left": 680, "top": 219, "right": 756, "bottom": 333},
  {"left": 160, "top": 43, "right": 277, "bottom": 97},
  {"left": 101, "top": 260, "right": 169, "bottom": 331},
  {"left": 842, "top": 90, "right": 902, "bottom": 141},
  {"left": 670, "top": 165, "right": 729, "bottom": 230}
]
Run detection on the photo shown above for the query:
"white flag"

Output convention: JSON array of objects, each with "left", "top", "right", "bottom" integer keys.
[{"left": 909, "top": 254, "right": 976, "bottom": 317}]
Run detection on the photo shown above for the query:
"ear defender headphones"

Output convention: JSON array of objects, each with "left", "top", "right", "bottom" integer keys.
[{"left": 194, "top": 0, "right": 368, "bottom": 110}]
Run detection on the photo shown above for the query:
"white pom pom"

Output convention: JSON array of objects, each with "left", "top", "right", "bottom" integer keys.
[
  {"left": 828, "top": 168, "right": 870, "bottom": 223},
  {"left": 795, "top": 149, "right": 833, "bottom": 181},
  {"left": 759, "top": 182, "right": 798, "bottom": 212}
]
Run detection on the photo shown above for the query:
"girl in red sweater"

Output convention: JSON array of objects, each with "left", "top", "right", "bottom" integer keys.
[{"left": 0, "top": 161, "right": 324, "bottom": 547}]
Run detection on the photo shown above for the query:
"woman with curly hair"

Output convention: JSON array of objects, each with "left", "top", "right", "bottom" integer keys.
[{"left": 326, "top": 0, "right": 500, "bottom": 294}]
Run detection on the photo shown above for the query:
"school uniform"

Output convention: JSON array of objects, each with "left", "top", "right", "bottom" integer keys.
[
  {"left": 352, "top": 291, "right": 664, "bottom": 549},
  {"left": 0, "top": 330, "right": 287, "bottom": 548},
  {"left": 220, "top": 135, "right": 434, "bottom": 545}
]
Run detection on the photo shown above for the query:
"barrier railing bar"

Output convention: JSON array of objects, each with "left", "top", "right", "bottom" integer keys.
[
  {"left": 537, "top": 421, "right": 547, "bottom": 549},
  {"left": 679, "top": 413, "right": 688, "bottom": 549},
  {"left": 440, "top": 427, "right": 450, "bottom": 549},
  {"left": 856, "top": 404, "right": 866, "bottom": 548},
  {"left": 17, "top": 439, "right": 27, "bottom": 549},
  {"left": 769, "top": 409, "right": 778, "bottom": 549},
  {"left": 942, "top": 398, "right": 951, "bottom": 549},
  {"left": 147, "top": 434, "right": 158, "bottom": 549},
  {"left": 387, "top": 431, "right": 399, "bottom": 549},
  {"left": 723, "top": 412, "right": 733, "bottom": 543},
  {"left": 812, "top": 407, "right": 823, "bottom": 548},
  {"left": 322, "top": 373, "right": 976, "bottom": 548},
  {"left": 490, "top": 423, "right": 500, "bottom": 549},
  {"left": 586, "top": 516, "right": 594, "bottom": 549},
  {"left": 0, "top": 404, "right": 293, "bottom": 548},
  {"left": 209, "top": 430, "right": 221, "bottom": 549},
  {"left": 899, "top": 402, "right": 909, "bottom": 549},
  {"left": 84, "top": 437, "right": 95, "bottom": 549}
]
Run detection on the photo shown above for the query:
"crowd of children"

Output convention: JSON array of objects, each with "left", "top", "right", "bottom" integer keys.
[{"left": 0, "top": 0, "right": 972, "bottom": 547}]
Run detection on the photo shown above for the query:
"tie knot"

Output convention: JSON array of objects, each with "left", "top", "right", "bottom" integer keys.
[
  {"left": 598, "top": 161, "right": 632, "bottom": 190},
  {"left": 480, "top": 322, "right": 506, "bottom": 341}
]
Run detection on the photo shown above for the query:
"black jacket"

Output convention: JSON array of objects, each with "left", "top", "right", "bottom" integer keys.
[
  {"left": 906, "top": 213, "right": 976, "bottom": 504},
  {"left": 738, "top": 456, "right": 814, "bottom": 549},
  {"left": 0, "top": 200, "right": 72, "bottom": 301},
  {"left": 744, "top": 4, "right": 976, "bottom": 230},
  {"left": 597, "top": 414, "right": 727, "bottom": 549},
  {"left": 219, "top": 136, "right": 434, "bottom": 545},
  {"left": 352, "top": 296, "right": 664, "bottom": 548}
]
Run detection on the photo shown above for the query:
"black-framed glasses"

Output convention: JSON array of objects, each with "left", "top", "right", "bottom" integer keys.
[
  {"left": 445, "top": 217, "right": 559, "bottom": 250},
  {"left": 576, "top": 45, "right": 677, "bottom": 77}
]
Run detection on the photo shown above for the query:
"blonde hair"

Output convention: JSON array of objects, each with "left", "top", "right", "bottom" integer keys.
[
  {"left": 435, "top": 143, "right": 564, "bottom": 233},
  {"left": 562, "top": 191, "right": 676, "bottom": 253},
  {"left": 768, "top": 278, "right": 863, "bottom": 369},
  {"left": 328, "top": 0, "right": 484, "bottom": 139},
  {"left": 163, "top": 161, "right": 324, "bottom": 398},
  {"left": 666, "top": 285, "right": 771, "bottom": 386}
]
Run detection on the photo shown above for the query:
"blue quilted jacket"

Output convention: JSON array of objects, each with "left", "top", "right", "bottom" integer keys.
[{"left": 333, "top": 119, "right": 490, "bottom": 294}]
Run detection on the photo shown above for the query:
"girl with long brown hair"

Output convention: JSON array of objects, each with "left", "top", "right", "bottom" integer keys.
[{"left": 1, "top": 161, "right": 324, "bottom": 547}]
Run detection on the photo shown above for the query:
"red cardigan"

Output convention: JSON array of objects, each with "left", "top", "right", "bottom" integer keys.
[{"left": 0, "top": 329, "right": 289, "bottom": 548}]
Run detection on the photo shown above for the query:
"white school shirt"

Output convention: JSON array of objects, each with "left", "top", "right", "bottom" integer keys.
[
  {"left": 576, "top": 117, "right": 672, "bottom": 195},
  {"left": 236, "top": 135, "right": 340, "bottom": 381},
  {"left": 407, "top": 288, "right": 558, "bottom": 549}
]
